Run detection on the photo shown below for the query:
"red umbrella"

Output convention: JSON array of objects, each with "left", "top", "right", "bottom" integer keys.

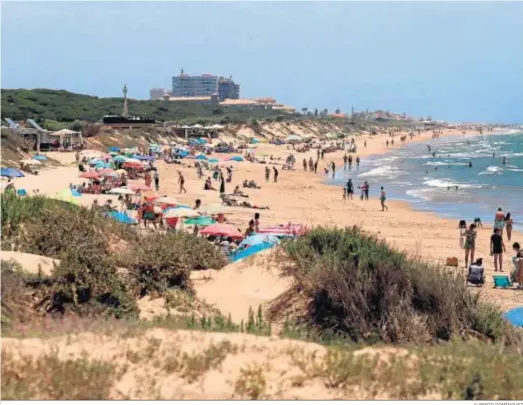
[
  {"left": 123, "top": 162, "right": 143, "bottom": 169},
  {"left": 79, "top": 172, "right": 101, "bottom": 180},
  {"left": 200, "top": 223, "right": 243, "bottom": 239}
]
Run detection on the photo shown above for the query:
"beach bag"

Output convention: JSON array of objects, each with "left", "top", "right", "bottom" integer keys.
[{"left": 446, "top": 257, "right": 459, "bottom": 267}]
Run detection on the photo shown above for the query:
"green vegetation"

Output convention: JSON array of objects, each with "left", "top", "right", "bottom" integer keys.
[
  {"left": 1, "top": 88, "right": 298, "bottom": 126},
  {"left": 1, "top": 194, "right": 226, "bottom": 323},
  {"left": 272, "top": 226, "right": 521, "bottom": 346}
]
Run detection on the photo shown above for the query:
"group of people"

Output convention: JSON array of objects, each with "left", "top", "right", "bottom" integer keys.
[{"left": 460, "top": 208, "right": 521, "bottom": 287}]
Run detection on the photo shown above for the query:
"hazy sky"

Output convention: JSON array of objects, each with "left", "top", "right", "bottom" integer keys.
[{"left": 2, "top": 1, "right": 522, "bottom": 123}]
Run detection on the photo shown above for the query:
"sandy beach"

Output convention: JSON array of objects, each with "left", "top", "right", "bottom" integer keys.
[{"left": 9, "top": 128, "right": 523, "bottom": 316}]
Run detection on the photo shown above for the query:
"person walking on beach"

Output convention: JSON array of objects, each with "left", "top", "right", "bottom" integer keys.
[
  {"left": 331, "top": 162, "right": 336, "bottom": 179},
  {"left": 356, "top": 156, "right": 360, "bottom": 169},
  {"left": 343, "top": 155, "right": 348, "bottom": 170},
  {"left": 348, "top": 155, "right": 353, "bottom": 170},
  {"left": 178, "top": 171, "right": 187, "bottom": 194},
  {"left": 346, "top": 179, "right": 354, "bottom": 200},
  {"left": 364, "top": 181, "right": 369, "bottom": 201},
  {"left": 464, "top": 224, "right": 477, "bottom": 269},
  {"left": 364, "top": 140, "right": 367, "bottom": 148},
  {"left": 494, "top": 207, "right": 505, "bottom": 237},
  {"left": 386, "top": 140, "right": 389, "bottom": 148},
  {"left": 265, "top": 166, "right": 270, "bottom": 182},
  {"left": 490, "top": 228, "right": 506, "bottom": 272},
  {"left": 309, "top": 157, "right": 314, "bottom": 172},
  {"left": 505, "top": 213, "right": 513, "bottom": 241},
  {"left": 273, "top": 167, "right": 279, "bottom": 183},
  {"left": 380, "top": 187, "right": 388, "bottom": 211},
  {"left": 303, "top": 158, "right": 307, "bottom": 171},
  {"left": 153, "top": 170, "right": 160, "bottom": 191},
  {"left": 314, "top": 160, "right": 318, "bottom": 174}
]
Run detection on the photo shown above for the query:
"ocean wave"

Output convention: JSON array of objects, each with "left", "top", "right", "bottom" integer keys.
[
  {"left": 423, "top": 178, "right": 484, "bottom": 189},
  {"left": 478, "top": 166, "right": 504, "bottom": 176},
  {"left": 508, "top": 168, "right": 523, "bottom": 172},
  {"left": 425, "top": 161, "right": 468, "bottom": 167},
  {"left": 358, "top": 165, "right": 406, "bottom": 179}
]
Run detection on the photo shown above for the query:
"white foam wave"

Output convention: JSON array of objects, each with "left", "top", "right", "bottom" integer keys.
[
  {"left": 406, "top": 189, "right": 433, "bottom": 201},
  {"left": 358, "top": 165, "right": 406, "bottom": 179},
  {"left": 479, "top": 166, "right": 504, "bottom": 175},
  {"left": 508, "top": 168, "right": 523, "bottom": 172},
  {"left": 423, "top": 178, "right": 484, "bottom": 189}
]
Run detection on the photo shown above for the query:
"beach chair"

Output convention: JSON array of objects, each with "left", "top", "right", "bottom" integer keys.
[{"left": 493, "top": 275, "right": 512, "bottom": 289}]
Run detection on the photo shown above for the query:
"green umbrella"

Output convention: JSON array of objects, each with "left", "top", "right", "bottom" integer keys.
[{"left": 184, "top": 216, "right": 216, "bottom": 226}]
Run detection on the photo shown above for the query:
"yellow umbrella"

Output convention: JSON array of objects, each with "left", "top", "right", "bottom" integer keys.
[{"left": 115, "top": 169, "right": 127, "bottom": 174}]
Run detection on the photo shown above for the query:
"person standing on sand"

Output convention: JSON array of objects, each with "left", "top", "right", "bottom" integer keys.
[
  {"left": 380, "top": 187, "right": 388, "bottom": 211},
  {"left": 464, "top": 224, "right": 477, "bottom": 269},
  {"left": 314, "top": 160, "right": 318, "bottom": 174},
  {"left": 364, "top": 181, "right": 370, "bottom": 201},
  {"left": 178, "top": 171, "right": 187, "bottom": 194},
  {"left": 494, "top": 207, "right": 505, "bottom": 237},
  {"left": 309, "top": 157, "right": 314, "bottom": 172},
  {"left": 331, "top": 162, "right": 336, "bottom": 179},
  {"left": 346, "top": 179, "right": 354, "bottom": 200},
  {"left": 265, "top": 166, "right": 270, "bottom": 182},
  {"left": 273, "top": 167, "right": 279, "bottom": 183},
  {"left": 303, "top": 158, "right": 307, "bottom": 171},
  {"left": 386, "top": 140, "right": 389, "bottom": 148},
  {"left": 364, "top": 140, "right": 367, "bottom": 148},
  {"left": 348, "top": 155, "right": 353, "bottom": 170},
  {"left": 343, "top": 154, "right": 348, "bottom": 170},
  {"left": 153, "top": 170, "right": 160, "bottom": 191},
  {"left": 254, "top": 212, "right": 260, "bottom": 232},
  {"left": 490, "top": 228, "right": 506, "bottom": 272},
  {"left": 356, "top": 156, "right": 360, "bottom": 169},
  {"left": 505, "top": 213, "right": 513, "bottom": 241}
]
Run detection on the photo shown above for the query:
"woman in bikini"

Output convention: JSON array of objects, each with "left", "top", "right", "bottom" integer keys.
[
  {"left": 505, "top": 212, "right": 513, "bottom": 241},
  {"left": 464, "top": 224, "right": 477, "bottom": 269},
  {"left": 493, "top": 207, "right": 505, "bottom": 237}
]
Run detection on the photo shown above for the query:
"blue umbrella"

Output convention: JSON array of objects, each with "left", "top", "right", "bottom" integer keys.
[
  {"left": 208, "top": 158, "right": 219, "bottom": 163},
  {"left": 89, "top": 159, "right": 104, "bottom": 165},
  {"left": 108, "top": 146, "right": 120, "bottom": 152},
  {"left": 132, "top": 155, "right": 153, "bottom": 161},
  {"left": 504, "top": 307, "right": 523, "bottom": 327},
  {"left": 113, "top": 155, "right": 127, "bottom": 162},
  {"left": 1, "top": 168, "right": 25, "bottom": 178},
  {"left": 195, "top": 155, "right": 208, "bottom": 160},
  {"left": 240, "top": 234, "right": 279, "bottom": 247},
  {"left": 228, "top": 156, "right": 244, "bottom": 162},
  {"left": 95, "top": 162, "right": 111, "bottom": 169},
  {"left": 32, "top": 155, "right": 48, "bottom": 161}
]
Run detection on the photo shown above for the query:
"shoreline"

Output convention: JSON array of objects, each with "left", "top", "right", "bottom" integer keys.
[{"left": 7, "top": 127, "right": 523, "bottom": 312}]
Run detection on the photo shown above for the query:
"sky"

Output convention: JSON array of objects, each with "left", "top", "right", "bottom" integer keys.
[{"left": 2, "top": 1, "right": 523, "bottom": 123}]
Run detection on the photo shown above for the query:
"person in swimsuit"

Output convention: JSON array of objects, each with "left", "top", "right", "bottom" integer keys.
[
  {"left": 505, "top": 212, "right": 513, "bottom": 241},
  {"left": 380, "top": 187, "right": 388, "bottom": 211},
  {"left": 346, "top": 179, "right": 354, "bottom": 200},
  {"left": 493, "top": 207, "right": 505, "bottom": 237},
  {"left": 464, "top": 224, "right": 477, "bottom": 269},
  {"left": 459, "top": 220, "right": 467, "bottom": 249},
  {"left": 490, "top": 228, "right": 506, "bottom": 272}
]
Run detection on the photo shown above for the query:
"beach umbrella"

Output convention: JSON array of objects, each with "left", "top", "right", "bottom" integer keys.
[
  {"left": 108, "top": 146, "right": 120, "bottom": 152},
  {"left": 195, "top": 154, "right": 208, "bottom": 161},
  {"left": 503, "top": 307, "right": 523, "bottom": 328},
  {"left": 184, "top": 216, "right": 216, "bottom": 226},
  {"left": 21, "top": 159, "right": 41, "bottom": 166},
  {"left": 211, "top": 124, "right": 224, "bottom": 130},
  {"left": 115, "top": 169, "right": 128, "bottom": 175},
  {"left": 79, "top": 172, "right": 101, "bottom": 180},
  {"left": 240, "top": 234, "right": 279, "bottom": 248},
  {"left": 208, "top": 158, "right": 220, "bottom": 164},
  {"left": 130, "top": 185, "right": 152, "bottom": 192},
  {"left": 89, "top": 158, "right": 104, "bottom": 165},
  {"left": 192, "top": 124, "right": 203, "bottom": 129},
  {"left": 109, "top": 151, "right": 119, "bottom": 156},
  {"left": 113, "top": 155, "right": 128, "bottom": 162},
  {"left": 228, "top": 156, "right": 244, "bottom": 162},
  {"left": 201, "top": 204, "right": 233, "bottom": 214},
  {"left": 163, "top": 207, "right": 199, "bottom": 218},
  {"left": 123, "top": 162, "right": 144, "bottom": 169},
  {"left": 32, "top": 154, "right": 48, "bottom": 161},
  {"left": 200, "top": 223, "right": 243, "bottom": 239},
  {"left": 95, "top": 162, "right": 112, "bottom": 169},
  {"left": 1, "top": 168, "right": 25, "bottom": 178},
  {"left": 155, "top": 196, "right": 179, "bottom": 205},
  {"left": 109, "top": 187, "right": 136, "bottom": 195}
]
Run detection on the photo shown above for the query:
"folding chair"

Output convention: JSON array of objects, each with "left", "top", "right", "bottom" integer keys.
[{"left": 493, "top": 275, "right": 512, "bottom": 289}]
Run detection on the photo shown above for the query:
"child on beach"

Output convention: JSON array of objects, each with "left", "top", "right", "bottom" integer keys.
[{"left": 490, "top": 228, "right": 506, "bottom": 272}]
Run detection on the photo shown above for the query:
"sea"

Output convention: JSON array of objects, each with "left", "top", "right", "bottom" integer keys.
[{"left": 330, "top": 130, "right": 523, "bottom": 230}]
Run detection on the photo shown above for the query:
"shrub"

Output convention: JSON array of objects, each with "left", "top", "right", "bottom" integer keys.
[
  {"left": 126, "top": 232, "right": 227, "bottom": 297},
  {"left": 273, "top": 227, "right": 519, "bottom": 345}
]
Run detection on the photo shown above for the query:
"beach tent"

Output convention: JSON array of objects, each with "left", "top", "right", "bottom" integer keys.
[
  {"left": 228, "top": 156, "right": 244, "bottom": 162},
  {"left": 200, "top": 223, "right": 243, "bottom": 239},
  {"left": 106, "top": 211, "right": 137, "bottom": 225},
  {"left": 229, "top": 242, "right": 274, "bottom": 262},
  {"left": 51, "top": 129, "right": 77, "bottom": 136},
  {"left": 184, "top": 216, "right": 216, "bottom": 226},
  {"left": 503, "top": 307, "right": 523, "bottom": 328},
  {"left": 1, "top": 168, "right": 25, "bottom": 178},
  {"left": 240, "top": 234, "right": 279, "bottom": 248}
]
